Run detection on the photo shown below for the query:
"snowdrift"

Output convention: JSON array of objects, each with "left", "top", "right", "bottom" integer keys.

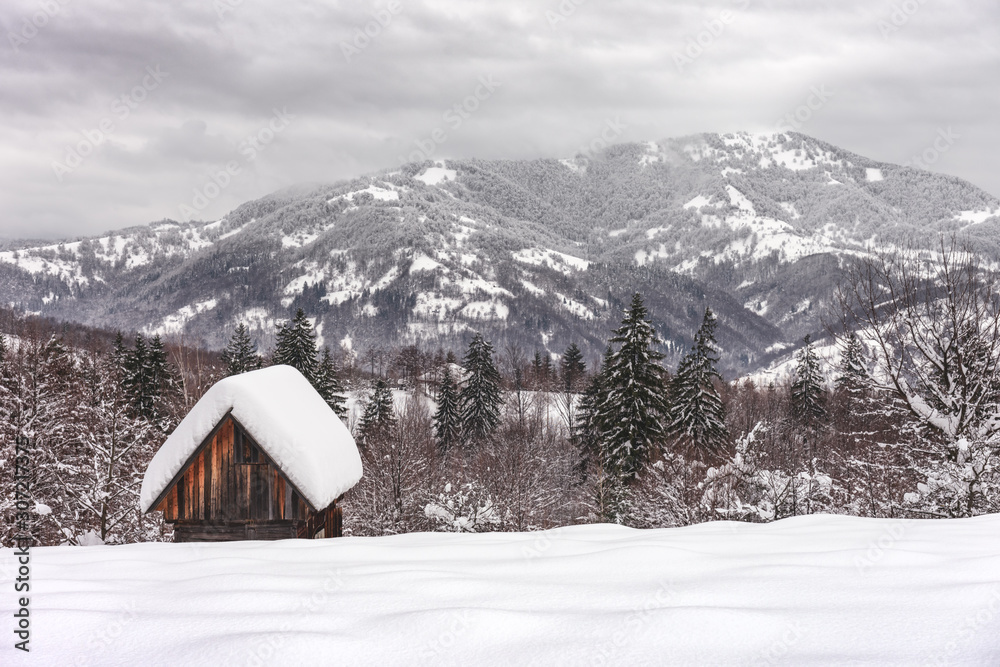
[{"left": 3, "top": 514, "right": 1000, "bottom": 665}]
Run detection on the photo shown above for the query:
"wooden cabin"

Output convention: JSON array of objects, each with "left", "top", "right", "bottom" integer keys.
[{"left": 140, "top": 365, "right": 363, "bottom": 542}]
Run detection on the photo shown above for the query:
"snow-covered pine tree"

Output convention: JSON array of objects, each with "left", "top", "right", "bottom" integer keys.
[
  {"left": 560, "top": 343, "right": 587, "bottom": 392},
  {"left": 790, "top": 334, "right": 828, "bottom": 430},
  {"left": 119, "top": 334, "right": 177, "bottom": 425},
  {"left": 596, "top": 293, "right": 671, "bottom": 482},
  {"left": 834, "top": 333, "right": 868, "bottom": 402},
  {"left": 273, "top": 308, "right": 319, "bottom": 385},
  {"left": 542, "top": 355, "right": 554, "bottom": 390},
  {"left": 433, "top": 367, "right": 462, "bottom": 451},
  {"left": 358, "top": 379, "right": 397, "bottom": 447},
  {"left": 221, "top": 323, "right": 263, "bottom": 376},
  {"left": 832, "top": 333, "right": 880, "bottom": 450},
  {"left": 668, "top": 307, "right": 729, "bottom": 458},
  {"left": 315, "top": 347, "right": 348, "bottom": 418},
  {"left": 111, "top": 331, "right": 127, "bottom": 370},
  {"left": 459, "top": 333, "right": 502, "bottom": 445}
]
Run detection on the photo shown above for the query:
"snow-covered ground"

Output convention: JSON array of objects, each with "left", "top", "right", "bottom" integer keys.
[{"left": 4, "top": 515, "right": 1000, "bottom": 665}]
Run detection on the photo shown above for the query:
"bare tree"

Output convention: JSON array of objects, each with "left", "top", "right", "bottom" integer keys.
[
  {"left": 836, "top": 239, "right": 1000, "bottom": 515},
  {"left": 344, "top": 394, "right": 434, "bottom": 535}
]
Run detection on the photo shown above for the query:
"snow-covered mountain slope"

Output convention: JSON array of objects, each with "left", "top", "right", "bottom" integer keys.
[
  {"left": 2, "top": 131, "right": 998, "bottom": 374},
  {"left": 4, "top": 514, "right": 999, "bottom": 665}
]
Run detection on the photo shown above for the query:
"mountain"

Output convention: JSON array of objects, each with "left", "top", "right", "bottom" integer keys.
[{"left": 3, "top": 131, "right": 999, "bottom": 375}]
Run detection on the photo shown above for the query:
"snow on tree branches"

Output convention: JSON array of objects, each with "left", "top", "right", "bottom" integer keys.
[
  {"left": 668, "top": 307, "right": 728, "bottom": 458},
  {"left": 595, "top": 293, "right": 670, "bottom": 482},
  {"left": 221, "top": 323, "right": 263, "bottom": 376},
  {"left": 459, "top": 333, "right": 502, "bottom": 446}
]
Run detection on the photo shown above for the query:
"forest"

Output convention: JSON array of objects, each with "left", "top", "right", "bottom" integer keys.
[{"left": 2, "top": 242, "right": 998, "bottom": 546}]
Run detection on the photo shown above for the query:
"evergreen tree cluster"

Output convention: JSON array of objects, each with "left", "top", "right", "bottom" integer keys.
[
  {"left": 221, "top": 323, "right": 263, "bottom": 376},
  {"left": 577, "top": 295, "right": 731, "bottom": 519},
  {"left": 428, "top": 332, "right": 504, "bottom": 452},
  {"left": 116, "top": 332, "right": 178, "bottom": 424},
  {"left": 270, "top": 308, "right": 347, "bottom": 417}
]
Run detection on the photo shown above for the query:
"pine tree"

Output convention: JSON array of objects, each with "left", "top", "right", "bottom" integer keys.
[
  {"left": 459, "top": 333, "right": 503, "bottom": 445},
  {"left": 831, "top": 333, "right": 900, "bottom": 515},
  {"left": 597, "top": 293, "right": 671, "bottom": 481},
  {"left": 358, "top": 379, "right": 397, "bottom": 447},
  {"left": 273, "top": 309, "right": 319, "bottom": 384},
  {"left": 315, "top": 347, "right": 348, "bottom": 418},
  {"left": 668, "top": 307, "right": 728, "bottom": 458},
  {"left": 147, "top": 334, "right": 177, "bottom": 421},
  {"left": 835, "top": 334, "right": 870, "bottom": 405},
  {"left": 111, "top": 332, "right": 127, "bottom": 370},
  {"left": 221, "top": 324, "right": 263, "bottom": 376},
  {"left": 791, "top": 334, "right": 828, "bottom": 431},
  {"left": 560, "top": 343, "right": 587, "bottom": 392},
  {"left": 433, "top": 367, "right": 462, "bottom": 451},
  {"left": 123, "top": 334, "right": 152, "bottom": 419},
  {"left": 577, "top": 345, "right": 613, "bottom": 469},
  {"left": 542, "top": 355, "right": 554, "bottom": 390},
  {"left": 531, "top": 350, "right": 545, "bottom": 389},
  {"left": 119, "top": 334, "right": 176, "bottom": 423}
]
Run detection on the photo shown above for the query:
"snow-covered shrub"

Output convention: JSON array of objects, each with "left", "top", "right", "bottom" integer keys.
[
  {"left": 701, "top": 422, "right": 841, "bottom": 521},
  {"left": 630, "top": 452, "right": 706, "bottom": 528},
  {"left": 902, "top": 437, "right": 1000, "bottom": 517},
  {"left": 424, "top": 481, "right": 500, "bottom": 532},
  {"left": 474, "top": 422, "right": 582, "bottom": 531}
]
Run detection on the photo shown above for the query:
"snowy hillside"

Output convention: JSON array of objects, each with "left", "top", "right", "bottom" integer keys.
[
  {"left": 2, "top": 131, "right": 999, "bottom": 374},
  {"left": 3, "top": 514, "right": 999, "bottom": 665}
]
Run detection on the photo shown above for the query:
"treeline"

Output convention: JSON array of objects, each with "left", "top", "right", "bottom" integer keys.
[
  {"left": 3, "top": 240, "right": 998, "bottom": 545},
  {"left": 339, "top": 242, "right": 1000, "bottom": 535},
  {"left": 0, "top": 326, "right": 184, "bottom": 547}
]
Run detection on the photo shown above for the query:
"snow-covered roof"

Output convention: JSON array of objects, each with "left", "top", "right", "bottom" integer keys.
[{"left": 140, "top": 365, "right": 363, "bottom": 513}]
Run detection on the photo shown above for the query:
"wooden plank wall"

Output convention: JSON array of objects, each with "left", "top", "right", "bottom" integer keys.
[{"left": 156, "top": 417, "right": 313, "bottom": 524}]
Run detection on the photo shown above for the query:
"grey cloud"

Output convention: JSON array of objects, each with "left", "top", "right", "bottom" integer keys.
[{"left": 0, "top": 0, "right": 997, "bottom": 239}]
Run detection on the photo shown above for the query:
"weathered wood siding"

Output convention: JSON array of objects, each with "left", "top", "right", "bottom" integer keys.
[
  {"left": 172, "top": 521, "right": 299, "bottom": 542},
  {"left": 155, "top": 416, "right": 312, "bottom": 524}
]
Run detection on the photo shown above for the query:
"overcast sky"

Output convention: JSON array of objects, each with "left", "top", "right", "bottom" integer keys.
[{"left": 1, "top": 0, "right": 997, "bottom": 240}]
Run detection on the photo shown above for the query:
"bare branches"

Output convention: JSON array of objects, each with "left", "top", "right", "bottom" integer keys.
[{"left": 836, "top": 238, "right": 1000, "bottom": 443}]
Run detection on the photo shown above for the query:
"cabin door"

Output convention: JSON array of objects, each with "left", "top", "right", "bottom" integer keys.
[{"left": 246, "top": 525, "right": 257, "bottom": 540}]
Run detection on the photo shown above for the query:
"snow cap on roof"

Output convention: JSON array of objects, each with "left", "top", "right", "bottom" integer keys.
[{"left": 140, "top": 365, "right": 362, "bottom": 513}]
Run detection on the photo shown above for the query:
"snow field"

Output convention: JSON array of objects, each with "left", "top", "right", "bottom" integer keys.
[
  {"left": 512, "top": 247, "right": 591, "bottom": 274},
  {"left": 3, "top": 514, "right": 999, "bottom": 665}
]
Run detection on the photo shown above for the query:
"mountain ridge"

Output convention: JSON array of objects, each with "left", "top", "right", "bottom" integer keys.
[{"left": 2, "top": 131, "right": 998, "bottom": 375}]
